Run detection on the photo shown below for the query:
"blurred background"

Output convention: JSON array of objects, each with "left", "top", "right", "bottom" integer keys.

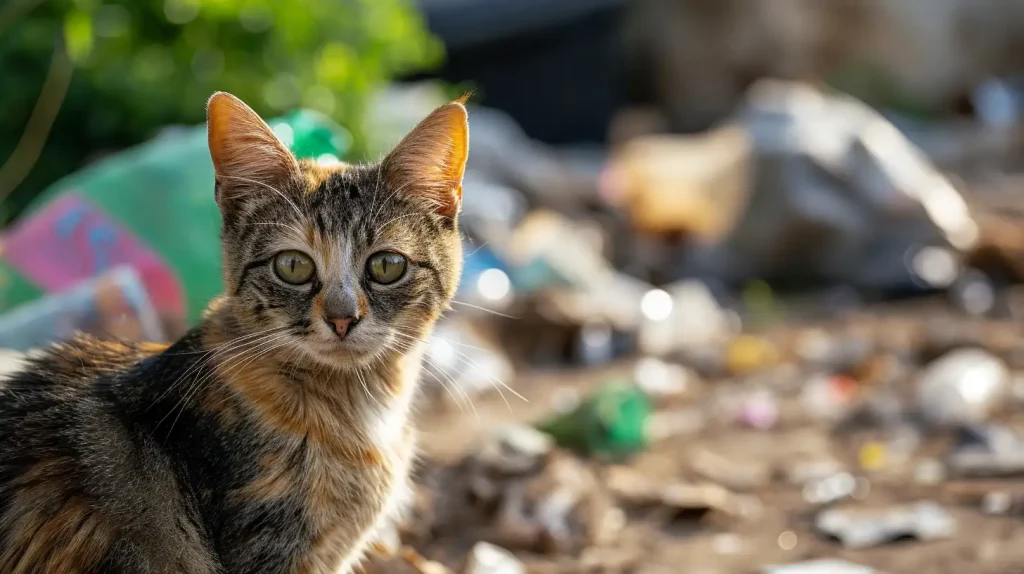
[{"left": 5, "top": 0, "right": 1024, "bottom": 572}]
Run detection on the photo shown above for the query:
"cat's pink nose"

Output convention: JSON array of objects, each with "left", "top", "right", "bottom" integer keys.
[{"left": 325, "top": 316, "right": 357, "bottom": 340}]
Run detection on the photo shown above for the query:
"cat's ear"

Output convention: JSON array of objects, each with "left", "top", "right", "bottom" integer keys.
[
  {"left": 384, "top": 97, "right": 469, "bottom": 218},
  {"left": 207, "top": 92, "right": 299, "bottom": 206}
]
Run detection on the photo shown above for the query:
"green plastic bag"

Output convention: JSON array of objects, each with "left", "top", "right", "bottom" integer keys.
[{"left": 0, "top": 110, "right": 349, "bottom": 335}]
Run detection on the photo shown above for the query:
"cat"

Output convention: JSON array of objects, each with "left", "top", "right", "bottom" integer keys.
[{"left": 0, "top": 90, "right": 469, "bottom": 573}]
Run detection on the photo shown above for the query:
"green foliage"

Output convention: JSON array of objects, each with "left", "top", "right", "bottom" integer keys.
[{"left": 0, "top": 0, "right": 443, "bottom": 223}]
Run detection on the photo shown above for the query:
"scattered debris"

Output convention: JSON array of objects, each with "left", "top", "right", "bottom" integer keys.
[
  {"left": 734, "top": 389, "right": 779, "bottom": 430},
  {"left": 603, "top": 124, "right": 752, "bottom": 239},
  {"left": 492, "top": 453, "right": 616, "bottom": 553},
  {"left": 463, "top": 542, "right": 525, "bottom": 574},
  {"left": 606, "top": 467, "right": 761, "bottom": 521},
  {"left": 803, "top": 472, "right": 859, "bottom": 506},
  {"left": 0, "top": 265, "right": 164, "bottom": 351},
  {"left": 536, "top": 381, "right": 652, "bottom": 461},
  {"left": 946, "top": 424, "right": 1024, "bottom": 477},
  {"left": 689, "top": 448, "right": 771, "bottom": 491},
  {"left": 638, "top": 280, "right": 734, "bottom": 357},
  {"left": 783, "top": 457, "right": 846, "bottom": 485},
  {"left": 800, "top": 374, "right": 860, "bottom": 422},
  {"left": 725, "top": 335, "right": 780, "bottom": 377},
  {"left": 633, "top": 357, "right": 694, "bottom": 399},
  {"left": 476, "top": 424, "right": 553, "bottom": 475},
  {"left": 916, "top": 348, "right": 1010, "bottom": 427},
  {"left": 981, "top": 491, "right": 1013, "bottom": 515},
  {"left": 913, "top": 459, "right": 947, "bottom": 485},
  {"left": 676, "top": 79, "right": 981, "bottom": 291},
  {"left": 762, "top": 559, "right": 877, "bottom": 574},
  {"left": 816, "top": 501, "right": 957, "bottom": 549}
]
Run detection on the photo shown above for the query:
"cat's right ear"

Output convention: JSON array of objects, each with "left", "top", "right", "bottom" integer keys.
[{"left": 207, "top": 92, "right": 299, "bottom": 208}]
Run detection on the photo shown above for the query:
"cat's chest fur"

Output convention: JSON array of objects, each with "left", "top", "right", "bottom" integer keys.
[
  {"left": 215, "top": 357, "right": 421, "bottom": 573},
  {"left": 297, "top": 430, "right": 415, "bottom": 573},
  {"left": 292, "top": 408, "right": 415, "bottom": 573}
]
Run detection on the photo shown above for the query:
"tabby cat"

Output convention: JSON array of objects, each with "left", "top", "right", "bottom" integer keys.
[{"left": 0, "top": 91, "right": 468, "bottom": 573}]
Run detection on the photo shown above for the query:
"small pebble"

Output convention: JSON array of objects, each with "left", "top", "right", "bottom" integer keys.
[
  {"left": 913, "top": 459, "right": 946, "bottom": 485},
  {"left": 853, "top": 477, "right": 872, "bottom": 500},
  {"left": 634, "top": 357, "right": 691, "bottom": 397},
  {"left": 712, "top": 533, "right": 742, "bottom": 556},
  {"left": 551, "top": 387, "right": 581, "bottom": 414},
  {"left": 763, "top": 559, "right": 875, "bottom": 574},
  {"left": 464, "top": 542, "right": 525, "bottom": 574},
  {"left": 982, "top": 491, "right": 1012, "bottom": 515},
  {"left": 803, "top": 473, "right": 856, "bottom": 505}
]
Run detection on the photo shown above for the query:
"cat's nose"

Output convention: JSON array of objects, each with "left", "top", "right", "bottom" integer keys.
[{"left": 324, "top": 316, "right": 358, "bottom": 340}]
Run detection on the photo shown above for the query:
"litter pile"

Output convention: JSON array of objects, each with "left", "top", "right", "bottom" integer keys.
[{"left": 363, "top": 305, "right": 1024, "bottom": 573}]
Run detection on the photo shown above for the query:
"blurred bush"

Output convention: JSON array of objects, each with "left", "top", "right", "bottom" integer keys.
[{"left": 0, "top": 0, "right": 443, "bottom": 224}]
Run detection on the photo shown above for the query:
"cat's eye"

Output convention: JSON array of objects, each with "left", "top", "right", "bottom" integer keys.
[
  {"left": 367, "top": 251, "right": 407, "bottom": 285},
  {"left": 273, "top": 250, "right": 315, "bottom": 285}
]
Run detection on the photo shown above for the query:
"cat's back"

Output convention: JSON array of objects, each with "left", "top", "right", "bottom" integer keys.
[
  {"left": 0, "top": 334, "right": 169, "bottom": 445},
  {"left": 0, "top": 335, "right": 219, "bottom": 573}
]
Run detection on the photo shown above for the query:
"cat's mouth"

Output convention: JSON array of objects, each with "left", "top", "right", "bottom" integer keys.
[{"left": 304, "top": 331, "right": 378, "bottom": 366}]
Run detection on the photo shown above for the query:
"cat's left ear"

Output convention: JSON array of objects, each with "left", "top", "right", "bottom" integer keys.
[
  {"left": 383, "top": 97, "right": 469, "bottom": 218},
  {"left": 207, "top": 92, "right": 299, "bottom": 208}
]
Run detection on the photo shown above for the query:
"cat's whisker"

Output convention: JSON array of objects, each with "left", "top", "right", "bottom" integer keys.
[
  {"left": 448, "top": 300, "right": 520, "bottom": 319},
  {"left": 354, "top": 367, "right": 382, "bottom": 411},
  {"left": 214, "top": 332, "right": 296, "bottom": 382},
  {"left": 348, "top": 353, "right": 383, "bottom": 409},
  {"left": 388, "top": 332, "right": 521, "bottom": 417},
  {"left": 383, "top": 337, "right": 478, "bottom": 419},
  {"left": 166, "top": 333, "right": 298, "bottom": 435},
  {"left": 391, "top": 326, "right": 493, "bottom": 354},
  {"left": 384, "top": 339, "right": 476, "bottom": 419},
  {"left": 463, "top": 241, "right": 489, "bottom": 259},
  {"left": 158, "top": 326, "right": 288, "bottom": 357},
  {"left": 149, "top": 327, "right": 289, "bottom": 410},
  {"left": 390, "top": 329, "right": 526, "bottom": 406},
  {"left": 418, "top": 364, "right": 469, "bottom": 416},
  {"left": 156, "top": 331, "right": 295, "bottom": 432},
  {"left": 275, "top": 343, "right": 304, "bottom": 382},
  {"left": 219, "top": 174, "right": 304, "bottom": 221}
]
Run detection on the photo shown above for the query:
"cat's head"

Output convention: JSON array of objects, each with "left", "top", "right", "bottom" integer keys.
[{"left": 206, "top": 92, "right": 467, "bottom": 369}]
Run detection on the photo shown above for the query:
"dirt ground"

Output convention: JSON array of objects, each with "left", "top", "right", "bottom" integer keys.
[{"left": 366, "top": 301, "right": 1024, "bottom": 574}]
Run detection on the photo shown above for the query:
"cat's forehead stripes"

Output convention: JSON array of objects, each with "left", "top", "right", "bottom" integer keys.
[{"left": 300, "top": 160, "right": 348, "bottom": 197}]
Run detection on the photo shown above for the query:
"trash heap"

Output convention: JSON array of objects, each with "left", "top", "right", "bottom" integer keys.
[{"left": 363, "top": 306, "right": 1024, "bottom": 573}]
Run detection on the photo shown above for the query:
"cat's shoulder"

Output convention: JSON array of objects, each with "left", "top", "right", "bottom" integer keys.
[{"left": 3, "top": 334, "right": 171, "bottom": 389}]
